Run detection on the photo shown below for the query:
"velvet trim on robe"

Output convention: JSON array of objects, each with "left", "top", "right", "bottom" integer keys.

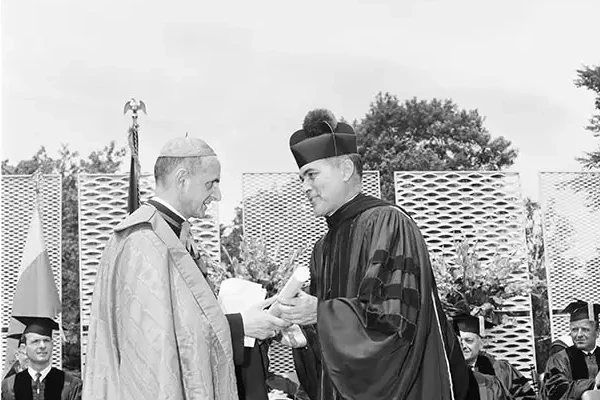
[
  {"left": 82, "top": 204, "right": 238, "bottom": 400},
  {"left": 543, "top": 347, "right": 598, "bottom": 400},
  {"left": 565, "top": 346, "right": 600, "bottom": 380},
  {"left": 293, "top": 193, "right": 476, "bottom": 400},
  {"left": 1, "top": 368, "right": 82, "bottom": 400},
  {"left": 472, "top": 370, "right": 510, "bottom": 400}
]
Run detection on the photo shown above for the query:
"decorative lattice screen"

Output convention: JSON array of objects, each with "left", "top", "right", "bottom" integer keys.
[
  {"left": 539, "top": 172, "right": 600, "bottom": 341},
  {"left": 394, "top": 171, "right": 536, "bottom": 373},
  {"left": 78, "top": 173, "right": 220, "bottom": 369},
  {"left": 1, "top": 175, "right": 62, "bottom": 369},
  {"left": 242, "top": 171, "right": 381, "bottom": 374}
]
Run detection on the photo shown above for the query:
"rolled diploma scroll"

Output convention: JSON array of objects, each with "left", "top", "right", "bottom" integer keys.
[
  {"left": 271, "top": 266, "right": 310, "bottom": 347},
  {"left": 278, "top": 266, "right": 311, "bottom": 301}
]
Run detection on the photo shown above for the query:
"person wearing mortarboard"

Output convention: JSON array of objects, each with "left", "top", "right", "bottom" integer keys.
[
  {"left": 82, "top": 136, "right": 289, "bottom": 400},
  {"left": 550, "top": 334, "right": 600, "bottom": 359},
  {"left": 1, "top": 317, "right": 82, "bottom": 400},
  {"left": 542, "top": 300, "right": 600, "bottom": 399},
  {"left": 453, "top": 314, "right": 537, "bottom": 400},
  {"left": 274, "top": 109, "right": 479, "bottom": 400}
]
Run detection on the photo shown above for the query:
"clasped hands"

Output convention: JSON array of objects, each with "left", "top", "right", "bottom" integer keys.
[{"left": 241, "top": 291, "right": 318, "bottom": 340}]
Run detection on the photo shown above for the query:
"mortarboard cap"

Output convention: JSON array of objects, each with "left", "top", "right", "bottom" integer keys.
[
  {"left": 452, "top": 314, "right": 495, "bottom": 337},
  {"left": 158, "top": 136, "right": 216, "bottom": 158},
  {"left": 289, "top": 109, "right": 358, "bottom": 169},
  {"left": 13, "top": 317, "right": 59, "bottom": 337},
  {"left": 563, "top": 300, "right": 600, "bottom": 322}
]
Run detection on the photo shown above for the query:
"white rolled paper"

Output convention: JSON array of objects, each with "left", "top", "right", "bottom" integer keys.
[{"left": 278, "top": 266, "right": 310, "bottom": 301}]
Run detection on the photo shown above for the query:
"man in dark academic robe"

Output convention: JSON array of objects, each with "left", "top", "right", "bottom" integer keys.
[
  {"left": 83, "top": 136, "right": 288, "bottom": 400},
  {"left": 453, "top": 314, "right": 536, "bottom": 400},
  {"left": 275, "top": 109, "right": 480, "bottom": 400},
  {"left": 543, "top": 301, "right": 600, "bottom": 400},
  {"left": 550, "top": 335, "right": 600, "bottom": 358},
  {"left": 472, "top": 370, "right": 510, "bottom": 400},
  {"left": 1, "top": 317, "right": 82, "bottom": 400}
]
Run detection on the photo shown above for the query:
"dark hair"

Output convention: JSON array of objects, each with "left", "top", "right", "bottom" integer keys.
[{"left": 154, "top": 156, "right": 203, "bottom": 186}]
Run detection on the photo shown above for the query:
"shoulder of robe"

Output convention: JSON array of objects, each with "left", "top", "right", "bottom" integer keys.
[
  {"left": 480, "top": 351, "right": 498, "bottom": 363},
  {"left": 546, "top": 348, "right": 569, "bottom": 366},
  {"left": 358, "top": 204, "right": 413, "bottom": 226},
  {"left": 114, "top": 204, "right": 157, "bottom": 233}
]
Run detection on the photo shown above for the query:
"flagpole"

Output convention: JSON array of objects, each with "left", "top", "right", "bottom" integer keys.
[{"left": 123, "top": 98, "right": 147, "bottom": 214}]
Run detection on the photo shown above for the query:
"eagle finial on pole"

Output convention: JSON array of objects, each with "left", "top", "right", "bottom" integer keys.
[
  {"left": 124, "top": 98, "right": 147, "bottom": 214},
  {"left": 123, "top": 98, "right": 147, "bottom": 116}
]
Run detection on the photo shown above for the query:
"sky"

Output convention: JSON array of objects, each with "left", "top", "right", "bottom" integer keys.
[{"left": 2, "top": 0, "right": 599, "bottom": 224}]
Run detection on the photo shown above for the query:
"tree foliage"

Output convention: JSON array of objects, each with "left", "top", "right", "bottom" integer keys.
[
  {"left": 220, "top": 206, "right": 243, "bottom": 266},
  {"left": 575, "top": 64, "right": 600, "bottom": 168},
  {"left": 2, "top": 142, "right": 126, "bottom": 373},
  {"left": 356, "top": 92, "right": 518, "bottom": 201}
]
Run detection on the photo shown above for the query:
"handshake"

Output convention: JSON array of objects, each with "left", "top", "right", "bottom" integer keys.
[{"left": 235, "top": 267, "right": 316, "bottom": 347}]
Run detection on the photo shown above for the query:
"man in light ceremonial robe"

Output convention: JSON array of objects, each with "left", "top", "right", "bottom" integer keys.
[{"left": 83, "top": 136, "right": 288, "bottom": 400}]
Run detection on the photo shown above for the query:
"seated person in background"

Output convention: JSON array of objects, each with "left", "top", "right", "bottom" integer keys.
[
  {"left": 550, "top": 334, "right": 600, "bottom": 358},
  {"left": 1, "top": 317, "right": 82, "bottom": 400},
  {"left": 472, "top": 369, "right": 510, "bottom": 400},
  {"left": 453, "top": 313, "right": 537, "bottom": 400},
  {"left": 543, "top": 301, "right": 600, "bottom": 400}
]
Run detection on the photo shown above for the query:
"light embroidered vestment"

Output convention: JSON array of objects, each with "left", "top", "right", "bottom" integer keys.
[{"left": 82, "top": 204, "right": 238, "bottom": 400}]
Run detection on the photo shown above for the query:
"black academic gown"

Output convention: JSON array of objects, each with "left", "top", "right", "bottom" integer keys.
[
  {"left": 474, "top": 352, "right": 536, "bottom": 400},
  {"left": 1, "top": 368, "right": 82, "bottom": 400},
  {"left": 543, "top": 346, "right": 600, "bottom": 400},
  {"left": 292, "top": 193, "right": 477, "bottom": 400},
  {"left": 147, "top": 200, "right": 269, "bottom": 400}
]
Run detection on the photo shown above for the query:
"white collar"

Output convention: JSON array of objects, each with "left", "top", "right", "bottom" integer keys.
[
  {"left": 28, "top": 364, "right": 52, "bottom": 381},
  {"left": 151, "top": 196, "right": 187, "bottom": 221},
  {"left": 583, "top": 346, "right": 598, "bottom": 356}
]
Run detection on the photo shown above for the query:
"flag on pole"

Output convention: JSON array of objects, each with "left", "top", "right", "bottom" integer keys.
[
  {"left": 9, "top": 201, "right": 61, "bottom": 319},
  {"left": 4, "top": 193, "right": 61, "bottom": 373},
  {"left": 127, "top": 125, "right": 141, "bottom": 214}
]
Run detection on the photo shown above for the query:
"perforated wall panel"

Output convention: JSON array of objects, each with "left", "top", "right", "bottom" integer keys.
[
  {"left": 268, "top": 342, "right": 295, "bottom": 374},
  {"left": 243, "top": 171, "right": 380, "bottom": 374},
  {"left": 539, "top": 172, "right": 600, "bottom": 340},
  {"left": 1, "top": 175, "right": 62, "bottom": 369},
  {"left": 394, "top": 171, "right": 536, "bottom": 373},
  {"left": 242, "top": 171, "right": 380, "bottom": 269},
  {"left": 78, "top": 173, "right": 220, "bottom": 368}
]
